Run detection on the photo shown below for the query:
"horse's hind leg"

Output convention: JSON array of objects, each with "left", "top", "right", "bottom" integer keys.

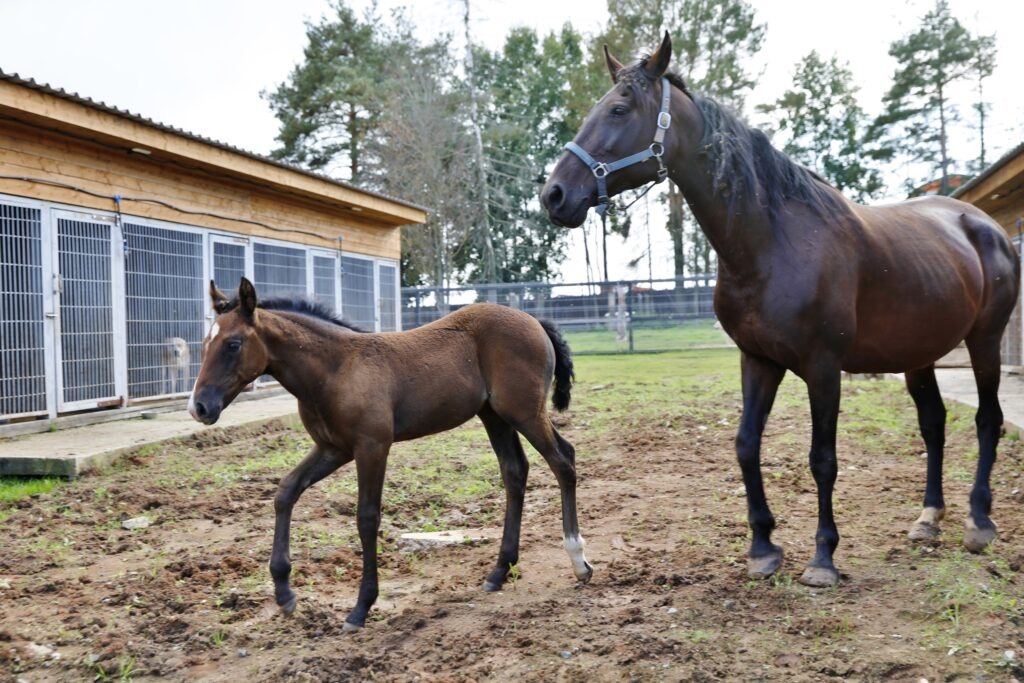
[
  {"left": 478, "top": 405, "right": 529, "bottom": 592},
  {"left": 736, "top": 353, "right": 786, "bottom": 579},
  {"left": 516, "top": 417, "right": 593, "bottom": 584},
  {"left": 905, "top": 366, "right": 947, "bottom": 541},
  {"left": 270, "top": 446, "right": 350, "bottom": 616},
  {"left": 963, "top": 334, "right": 1004, "bottom": 552}
]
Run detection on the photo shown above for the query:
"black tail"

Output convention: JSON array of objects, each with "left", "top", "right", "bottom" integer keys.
[{"left": 539, "top": 320, "right": 574, "bottom": 411}]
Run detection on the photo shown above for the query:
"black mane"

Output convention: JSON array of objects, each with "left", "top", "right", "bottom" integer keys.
[
  {"left": 221, "top": 296, "right": 365, "bottom": 332},
  {"left": 622, "top": 62, "right": 844, "bottom": 223}
]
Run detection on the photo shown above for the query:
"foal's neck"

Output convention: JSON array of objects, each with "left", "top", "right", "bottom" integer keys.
[{"left": 258, "top": 310, "right": 357, "bottom": 399}]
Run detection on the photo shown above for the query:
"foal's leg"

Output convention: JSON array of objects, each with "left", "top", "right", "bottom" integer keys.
[
  {"left": 905, "top": 366, "right": 947, "bottom": 541},
  {"left": 479, "top": 405, "right": 529, "bottom": 592},
  {"left": 963, "top": 335, "right": 1004, "bottom": 552},
  {"left": 517, "top": 418, "right": 593, "bottom": 583},
  {"left": 799, "top": 361, "right": 842, "bottom": 587},
  {"left": 345, "top": 440, "right": 391, "bottom": 631},
  {"left": 270, "top": 445, "right": 350, "bottom": 615},
  {"left": 736, "top": 353, "right": 786, "bottom": 579}
]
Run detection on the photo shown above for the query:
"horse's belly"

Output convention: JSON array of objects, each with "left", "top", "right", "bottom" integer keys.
[{"left": 843, "top": 308, "right": 974, "bottom": 373}]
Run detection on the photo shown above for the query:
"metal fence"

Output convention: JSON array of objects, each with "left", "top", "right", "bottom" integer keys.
[{"left": 401, "top": 275, "right": 727, "bottom": 354}]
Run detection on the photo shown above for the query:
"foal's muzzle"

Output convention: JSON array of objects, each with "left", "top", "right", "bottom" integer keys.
[{"left": 188, "top": 387, "right": 224, "bottom": 425}]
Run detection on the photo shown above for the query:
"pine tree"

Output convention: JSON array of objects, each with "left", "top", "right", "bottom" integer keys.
[
  {"left": 874, "top": 0, "right": 996, "bottom": 195},
  {"left": 757, "top": 51, "right": 884, "bottom": 202}
]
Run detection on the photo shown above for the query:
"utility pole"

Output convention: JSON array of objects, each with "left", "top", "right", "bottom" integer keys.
[{"left": 463, "top": 0, "right": 496, "bottom": 284}]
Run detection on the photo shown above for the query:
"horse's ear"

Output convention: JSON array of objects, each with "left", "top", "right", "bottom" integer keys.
[
  {"left": 603, "top": 44, "right": 624, "bottom": 83},
  {"left": 210, "top": 280, "right": 229, "bottom": 314},
  {"left": 238, "top": 277, "right": 257, "bottom": 321},
  {"left": 643, "top": 31, "right": 673, "bottom": 79}
]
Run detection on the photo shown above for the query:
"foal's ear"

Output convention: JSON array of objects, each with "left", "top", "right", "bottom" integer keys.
[
  {"left": 209, "top": 280, "right": 229, "bottom": 315},
  {"left": 237, "top": 277, "right": 257, "bottom": 321},
  {"left": 643, "top": 31, "right": 673, "bottom": 79},
  {"left": 603, "top": 44, "right": 624, "bottom": 83}
]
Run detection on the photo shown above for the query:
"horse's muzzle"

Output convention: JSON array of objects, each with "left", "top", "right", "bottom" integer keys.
[{"left": 188, "top": 388, "right": 223, "bottom": 425}]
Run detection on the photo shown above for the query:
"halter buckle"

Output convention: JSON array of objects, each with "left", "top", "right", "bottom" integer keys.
[
  {"left": 657, "top": 112, "right": 672, "bottom": 129},
  {"left": 592, "top": 163, "right": 609, "bottom": 179},
  {"left": 649, "top": 142, "right": 664, "bottom": 158}
]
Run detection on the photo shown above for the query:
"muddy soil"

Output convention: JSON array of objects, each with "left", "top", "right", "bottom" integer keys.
[{"left": 1, "top": 375, "right": 1022, "bottom": 682}]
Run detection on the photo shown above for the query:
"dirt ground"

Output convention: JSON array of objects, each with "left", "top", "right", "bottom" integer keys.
[{"left": 1, "top": 350, "right": 1022, "bottom": 682}]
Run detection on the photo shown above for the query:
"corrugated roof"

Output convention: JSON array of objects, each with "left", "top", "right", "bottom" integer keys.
[
  {"left": 0, "top": 69, "right": 427, "bottom": 213},
  {"left": 952, "top": 140, "right": 1024, "bottom": 199}
]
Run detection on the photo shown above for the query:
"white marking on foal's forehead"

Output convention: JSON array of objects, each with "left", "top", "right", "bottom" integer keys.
[{"left": 209, "top": 322, "right": 220, "bottom": 340}]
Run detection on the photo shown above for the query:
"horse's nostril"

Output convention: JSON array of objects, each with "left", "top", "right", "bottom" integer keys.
[
  {"left": 544, "top": 183, "right": 565, "bottom": 210},
  {"left": 194, "top": 401, "right": 208, "bottom": 418}
]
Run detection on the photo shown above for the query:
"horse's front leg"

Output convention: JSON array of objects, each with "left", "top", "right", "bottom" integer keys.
[
  {"left": 345, "top": 440, "right": 391, "bottom": 631},
  {"left": 736, "top": 353, "right": 786, "bottom": 579},
  {"left": 799, "top": 360, "right": 842, "bottom": 587},
  {"left": 270, "top": 445, "right": 350, "bottom": 615}
]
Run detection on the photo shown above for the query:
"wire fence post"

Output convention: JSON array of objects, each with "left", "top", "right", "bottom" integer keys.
[{"left": 626, "top": 282, "right": 634, "bottom": 353}]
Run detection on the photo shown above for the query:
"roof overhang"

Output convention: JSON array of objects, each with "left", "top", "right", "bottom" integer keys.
[
  {"left": 0, "top": 72, "right": 427, "bottom": 227},
  {"left": 952, "top": 141, "right": 1024, "bottom": 232}
]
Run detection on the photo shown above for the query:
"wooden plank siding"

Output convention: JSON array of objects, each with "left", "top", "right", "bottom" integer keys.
[{"left": 0, "top": 77, "right": 424, "bottom": 258}]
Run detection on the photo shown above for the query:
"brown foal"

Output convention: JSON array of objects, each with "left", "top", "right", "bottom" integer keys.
[{"left": 188, "top": 278, "right": 592, "bottom": 630}]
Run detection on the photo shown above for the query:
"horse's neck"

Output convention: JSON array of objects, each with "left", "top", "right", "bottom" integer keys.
[
  {"left": 669, "top": 160, "right": 774, "bottom": 278},
  {"left": 259, "top": 312, "right": 354, "bottom": 399}
]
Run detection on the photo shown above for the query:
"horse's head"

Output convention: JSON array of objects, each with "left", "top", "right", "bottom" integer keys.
[
  {"left": 188, "top": 278, "right": 270, "bottom": 425},
  {"left": 542, "top": 32, "right": 699, "bottom": 227}
]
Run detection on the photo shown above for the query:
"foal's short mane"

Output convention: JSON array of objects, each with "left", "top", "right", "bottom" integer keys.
[
  {"left": 221, "top": 296, "right": 365, "bottom": 332},
  {"left": 622, "top": 61, "right": 845, "bottom": 223}
]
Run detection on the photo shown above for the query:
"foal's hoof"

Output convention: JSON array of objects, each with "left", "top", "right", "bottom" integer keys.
[
  {"left": 908, "top": 521, "right": 941, "bottom": 542},
  {"left": 279, "top": 595, "right": 297, "bottom": 617},
  {"left": 342, "top": 620, "right": 363, "bottom": 633},
  {"left": 798, "top": 565, "right": 840, "bottom": 588},
  {"left": 963, "top": 520, "right": 997, "bottom": 553},
  {"left": 575, "top": 561, "right": 594, "bottom": 585},
  {"left": 747, "top": 547, "right": 783, "bottom": 579},
  {"left": 482, "top": 580, "right": 502, "bottom": 593}
]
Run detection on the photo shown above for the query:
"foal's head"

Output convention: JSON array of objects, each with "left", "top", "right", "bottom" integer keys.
[
  {"left": 188, "top": 278, "right": 269, "bottom": 425},
  {"left": 541, "top": 32, "right": 701, "bottom": 227}
]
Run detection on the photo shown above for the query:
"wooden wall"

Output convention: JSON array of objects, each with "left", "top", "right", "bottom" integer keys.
[{"left": 0, "top": 116, "right": 405, "bottom": 259}]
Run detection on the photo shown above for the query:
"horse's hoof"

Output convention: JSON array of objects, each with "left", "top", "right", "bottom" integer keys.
[
  {"left": 482, "top": 580, "right": 502, "bottom": 593},
  {"left": 963, "top": 520, "right": 997, "bottom": 553},
  {"left": 342, "top": 620, "right": 363, "bottom": 633},
  {"left": 575, "top": 561, "right": 594, "bottom": 585},
  {"left": 908, "top": 521, "right": 941, "bottom": 542},
  {"left": 279, "top": 595, "right": 297, "bottom": 617},
  {"left": 747, "top": 547, "right": 783, "bottom": 579},
  {"left": 798, "top": 565, "right": 840, "bottom": 588}
]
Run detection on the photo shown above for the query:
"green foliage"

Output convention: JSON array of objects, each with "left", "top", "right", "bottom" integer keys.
[
  {"left": 0, "top": 477, "right": 62, "bottom": 505},
  {"left": 872, "top": 0, "right": 996, "bottom": 195},
  {"left": 757, "top": 51, "right": 885, "bottom": 202}
]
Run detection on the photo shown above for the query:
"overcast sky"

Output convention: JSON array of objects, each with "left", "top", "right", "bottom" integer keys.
[{"left": 2, "top": 0, "right": 1021, "bottom": 282}]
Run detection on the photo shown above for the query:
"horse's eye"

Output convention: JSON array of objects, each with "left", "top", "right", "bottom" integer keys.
[
  {"left": 226, "top": 339, "right": 242, "bottom": 353},
  {"left": 611, "top": 105, "right": 629, "bottom": 116}
]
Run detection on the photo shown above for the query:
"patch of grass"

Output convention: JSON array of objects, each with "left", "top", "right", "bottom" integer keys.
[
  {"left": 563, "top": 319, "right": 732, "bottom": 354},
  {"left": 0, "top": 476, "right": 62, "bottom": 505},
  {"left": 924, "top": 551, "right": 1021, "bottom": 637}
]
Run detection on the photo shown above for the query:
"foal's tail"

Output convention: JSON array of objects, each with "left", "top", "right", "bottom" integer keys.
[{"left": 539, "top": 320, "right": 574, "bottom": 411}]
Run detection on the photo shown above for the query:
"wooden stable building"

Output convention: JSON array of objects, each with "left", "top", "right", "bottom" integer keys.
[
  {"left": 0, "top": 71, "right": 425, "bottom": 422},
  {"left": 953, "top": 142, "right": 1024, "bottom": 368}
]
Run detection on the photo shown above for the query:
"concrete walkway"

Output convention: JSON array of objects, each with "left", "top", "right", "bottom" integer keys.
[
  {"left": 934, "top": 367, "right": 1024, "bottom": 436},
  {"left": 0, "top": 393, "right": 300, "bottom": 478}
]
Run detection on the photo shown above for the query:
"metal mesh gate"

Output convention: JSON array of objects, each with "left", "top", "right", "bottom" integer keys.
[
  {"left": 378, "top": 263, "right": 397, "bottom": 331},
  {"left": 313, "top": 255, "right": 338, "bottom": 312},
  {"left": 342, "top": 256, "right": 375, "bottom": 330},
  {"left": 56, "top": 217, "right": 117, "bottom": 407},
  {"left": 0, "top": 203, "right": 47, "bottom": 419},
  {"left": 212, "top": 239, "right": 246, "bottom": 297},
  {"left": 255, "top": 242, "right": 306, "bottom": 298},
  {"left": 124, "top": 223, "right": 205, "bottom": 398}
]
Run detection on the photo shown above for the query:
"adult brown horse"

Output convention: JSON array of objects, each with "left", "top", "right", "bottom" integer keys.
[
  {"left": 188, "top": 278, "right": 592, "bottom": 629},
  {"left": 541, "top": 33, "right": 1020, "bottom": 587}
]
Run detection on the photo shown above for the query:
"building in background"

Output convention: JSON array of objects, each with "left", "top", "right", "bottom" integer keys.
[
  {"left": 0, "top": 71, "right": 425, "bottom": 422},
  {"left": 953, "top": 142, "right": 1024, "bottom": 368}
]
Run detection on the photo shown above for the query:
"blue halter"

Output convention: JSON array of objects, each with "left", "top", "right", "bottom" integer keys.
[{"left": 564, "top": 77, "right": 672, "bottom": 217}]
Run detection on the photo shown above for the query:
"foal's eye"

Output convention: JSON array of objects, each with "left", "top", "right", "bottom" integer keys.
[
  {"left": 611, "top": 105, "right": 629, "bottom": 117},
  {"left": 225, "top": 339, "right": 242, "bottom": 353}
]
